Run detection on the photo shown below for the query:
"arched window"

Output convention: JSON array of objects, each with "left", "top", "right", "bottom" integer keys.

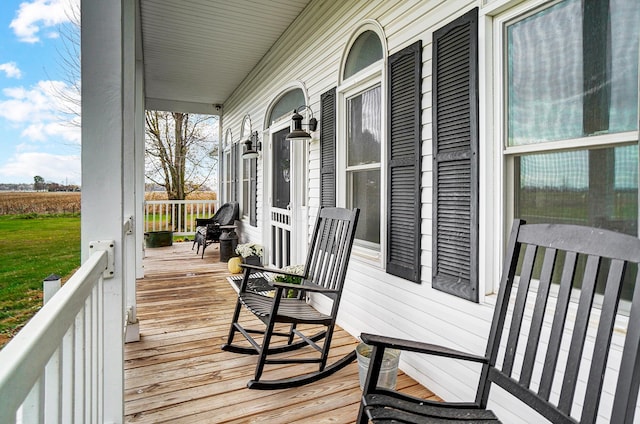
[
  {"left": 339, "top": 28, "right": 384, "bottom": 252},
  {"left": 343, "top": 30, "right": 383, "bottom": 79},
  {"left": 268, "top": 89, "right": 305, "bottom": 125},
  {"left": 240, "top": 115, "right": 251, "bottom": 141}
]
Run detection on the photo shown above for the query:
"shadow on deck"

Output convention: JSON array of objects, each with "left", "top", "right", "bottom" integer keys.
[{"left": 125, "top": 241, "right": 437, "bottom": 423}]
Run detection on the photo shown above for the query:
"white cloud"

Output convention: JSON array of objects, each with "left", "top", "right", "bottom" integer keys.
[
  {"left": 0, "top": 152, "right": 80, "bottom": 184},
  {"left": 0, "top": 80, "right": 80, "bottom": 143},
  {"left": 0, "top": 62, "right": 22, "bottom": 79},
  {"left": 10, "top": 0, "right": 78, "bottom": 43}
]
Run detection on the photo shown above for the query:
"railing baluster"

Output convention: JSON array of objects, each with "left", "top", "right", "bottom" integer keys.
[
  {"left": 20, "top": 376, "right": 44, "bottom": 424},
  {"left": 61, "top": 325, "right": 74, "bottom": 423},
  {"left": 143, "top": 200, "right": 218, "bottom": 235},
  {"left": 44, "top": 347, "right": 61, "bottom": 421}
]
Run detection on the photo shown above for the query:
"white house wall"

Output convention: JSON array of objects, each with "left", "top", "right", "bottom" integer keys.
[{"left": 221, "top": 0, "right": 635, "bottom": 422}]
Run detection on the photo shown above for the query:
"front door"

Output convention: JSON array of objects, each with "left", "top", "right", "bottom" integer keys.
[
  {"left": 270, "top": 128, "right": 291, "bottom": 268},
  {"left": 268, "top": 127, "right": 306, "bottom": 268}
]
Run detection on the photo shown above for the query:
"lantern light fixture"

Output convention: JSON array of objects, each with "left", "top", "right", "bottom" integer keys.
[
  {"left": 285, "top": 105, "right": 318, "bottom": 141},
  {"left": 242, "top": 131, "right": 261, "bottom": 160}
]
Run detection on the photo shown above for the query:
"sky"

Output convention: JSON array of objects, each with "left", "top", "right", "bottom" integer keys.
[{"left": 0, "top": 0, "right": 80, "bottom": 186}]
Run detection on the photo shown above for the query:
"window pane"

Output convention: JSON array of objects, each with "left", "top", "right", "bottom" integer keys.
[
  {"left": 507, "top": 0, "right": 639, "bottom": 146},
  {"left": 515, "top": 145, "right": 638, "bottom": 236},
  {"left": 348, "top": 169, "right": 380, "bottom": 247},
  {"left": 269, "top": 89, "right": 305, "bottom": 124},
  {"left": 344, "top": 30, "right": 383, "bottom": 79},
  {"left": 272, "top": 128, "right": 290, "bottom": 209},
  {"left": 347, "top": 86, "right": 381, "bottom": 166},
  {"left": 242, "top": 163, "right": 249, "bottom": 216}
]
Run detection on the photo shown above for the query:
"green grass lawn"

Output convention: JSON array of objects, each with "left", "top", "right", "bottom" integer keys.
[{"left": 0, "top": 214, "right": 80, "bottom": 347}]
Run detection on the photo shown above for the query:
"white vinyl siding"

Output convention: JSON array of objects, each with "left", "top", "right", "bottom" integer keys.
[{"left": 220, "top": 0, "right": 638, "bottom": 421}]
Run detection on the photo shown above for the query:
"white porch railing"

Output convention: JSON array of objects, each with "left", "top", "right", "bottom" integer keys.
[
  {"left": 0, "top": 250, "right": 110, "bottom": 424},
  {"left": 144, "top": 200, "right": 218, "bottom": 235}
]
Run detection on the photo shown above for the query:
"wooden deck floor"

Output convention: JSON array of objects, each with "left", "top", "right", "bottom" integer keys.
[{"left": 125, "top": 241, "right": 437, "bottom": 423}]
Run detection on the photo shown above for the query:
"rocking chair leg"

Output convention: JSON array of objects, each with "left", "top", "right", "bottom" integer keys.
[
  {"left": 223, "top": 296, "right": 244, "bottom": 347},
  {"left": 319, "top": 324, "right": 336, "bottom": 371},
  {"left": 287, "top": 323, "right": 297, "bottom": 345},
  {"left": 255, "top": 318, "right": 278, "bottom": 381}
]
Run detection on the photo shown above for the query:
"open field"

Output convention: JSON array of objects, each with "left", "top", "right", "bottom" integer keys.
[
  {"left": 0, "top": 214, "right": 80, "bottom": 347},
  {"left": 0, "top": 191, "right": 218, "bottom": 216},
  {"left": 0, "top": 192, "right": 81, "bottom": 215}
]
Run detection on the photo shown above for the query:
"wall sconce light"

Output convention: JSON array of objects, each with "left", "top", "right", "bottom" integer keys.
[
  {"left": 242, "top": 131, "right": 261, "bottom": 160},
  {"left": 285, "top": 105, "right": 318, "bottom": 141}
]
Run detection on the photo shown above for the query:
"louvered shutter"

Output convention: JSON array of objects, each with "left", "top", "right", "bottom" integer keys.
[
  {"left": 432, "top": 8, "right": 479, "bottom": 302},
  {"left": 249, "top": 156, "right": 257, "bottom": 226},
  {"left": 386, "top": 41, "right": 422, "bottom": 283},
  {"left": 320, "top": 88, "right": 336, "bottom": 208}
]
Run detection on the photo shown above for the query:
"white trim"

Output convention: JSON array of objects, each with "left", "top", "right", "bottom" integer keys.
[
  {"left": 337, "top": 21, "right": 388, "bottom": 267},
  {"left": 478, "top": 10, "right": 498, "bottom": 298},
  {"left": 504, "top": 131, "right": 639, "bottom": 156}
]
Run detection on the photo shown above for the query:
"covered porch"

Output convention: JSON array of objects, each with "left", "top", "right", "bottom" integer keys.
[{"left": 125, "top": 242, "right": 437, "bottom": 423}]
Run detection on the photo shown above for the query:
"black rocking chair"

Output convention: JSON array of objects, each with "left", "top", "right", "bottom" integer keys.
[
  {"left": 221, "top": 207, "right": 359, "bottom": 390},
  {"left": 192, "top": 201, "right": 239, "bottom": 258},
  {"left": 358, "top": 219, "right": 640, "bottom": 423}
]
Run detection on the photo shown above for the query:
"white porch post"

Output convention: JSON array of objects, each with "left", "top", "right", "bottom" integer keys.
[
  {"left": 123, "top": 0, "right": 141, "bottom": 343},
  {"left": 81, "top": 0, "right": 131, "bottom": 420}
]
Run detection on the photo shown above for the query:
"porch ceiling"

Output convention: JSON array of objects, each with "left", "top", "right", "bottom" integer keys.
[{"left": 139, "top": 0, "right": 312, "bottom": 114}]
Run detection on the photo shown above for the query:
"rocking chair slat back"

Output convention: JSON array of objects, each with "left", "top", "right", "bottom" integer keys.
[
  {"left": 304, "top": 207, "right": 359, "bottom": 297},
  {"left": 480, "top": 221, "right": 640, "bottom": 423}
]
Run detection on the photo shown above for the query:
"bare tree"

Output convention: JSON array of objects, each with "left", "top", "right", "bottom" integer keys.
[{"left": 145, "top": 111, "right": 218, "bottom": 200}]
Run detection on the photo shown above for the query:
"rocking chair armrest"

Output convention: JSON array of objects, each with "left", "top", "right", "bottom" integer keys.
[
  {"left": 195, "top": 217, "right": 214, "bottom": 226},
  {"left": 270, "top": 281, "right": 337, "bottom": 294},
  {"left": 360, "top": 333, "right": 487, "bottom": 364},
  {"left": 240, "top": 263, "right": 307, "bottom": 280}
]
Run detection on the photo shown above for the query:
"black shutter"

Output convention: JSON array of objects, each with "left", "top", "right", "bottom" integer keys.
[
  {"left": 249, "top": 156, "right": 257, "bottom": 226},
  {"left": 320, "top": 88, "right": 336, "bottom": 208},
  {"left": 432, "top": 8, "right": 479, "bottom": 302},
  {"left": 386, "top": 41, "right": 422, "bottom": 283}
]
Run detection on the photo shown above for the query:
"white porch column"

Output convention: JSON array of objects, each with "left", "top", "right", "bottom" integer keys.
[
  {"left": 123, "top": 0, "right": 141, "bottom": 343},
  {"left": 81, "top": 0, "right": 132, "bottom": 420}
]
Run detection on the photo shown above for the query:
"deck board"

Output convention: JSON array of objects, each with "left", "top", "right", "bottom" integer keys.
[{"left": 125, "top": 242, "right": 438, "bottom": 423}]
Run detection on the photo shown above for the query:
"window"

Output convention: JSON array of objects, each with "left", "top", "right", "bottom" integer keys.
[
  {"left": 269, "top": 89, "right": 305, "bottom": 125},
  {"left": 221, "top": 128, "right": 239, "bottom": 203},
  {"left": 340, "top": 28, "right": 383, "bottom": 252},
  {"left": 503, "top": 0, "right": 639, "bottom": 303},
  {"left": 347, "top": 85, "right": 382, "bottom": 249},
  {"left": 504, "top": 0, "right": 639, "bottom": 236},
  {"left": 343, "top": 30, "right": 383, "bottom": 79},
  {"left": 242, "top": 156, "right": 250, "bottom": 217},
  {"left": 240, "top": 116, "right": 252, "bottom": 218},
  {"left": 222, "top": 129, "right": 233, "bottom": 202}
]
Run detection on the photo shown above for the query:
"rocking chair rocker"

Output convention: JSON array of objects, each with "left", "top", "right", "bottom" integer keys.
[{"left": 221, "top": 207, "right": 359, "bottom": 390}]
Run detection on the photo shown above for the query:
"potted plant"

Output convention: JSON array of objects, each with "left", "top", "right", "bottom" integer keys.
[
  {"left": 235, "top": 243, "right": 263, "bottom": 266},
  {"left": 273, "top": 264, "right": 304, "bottom": 298}
]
